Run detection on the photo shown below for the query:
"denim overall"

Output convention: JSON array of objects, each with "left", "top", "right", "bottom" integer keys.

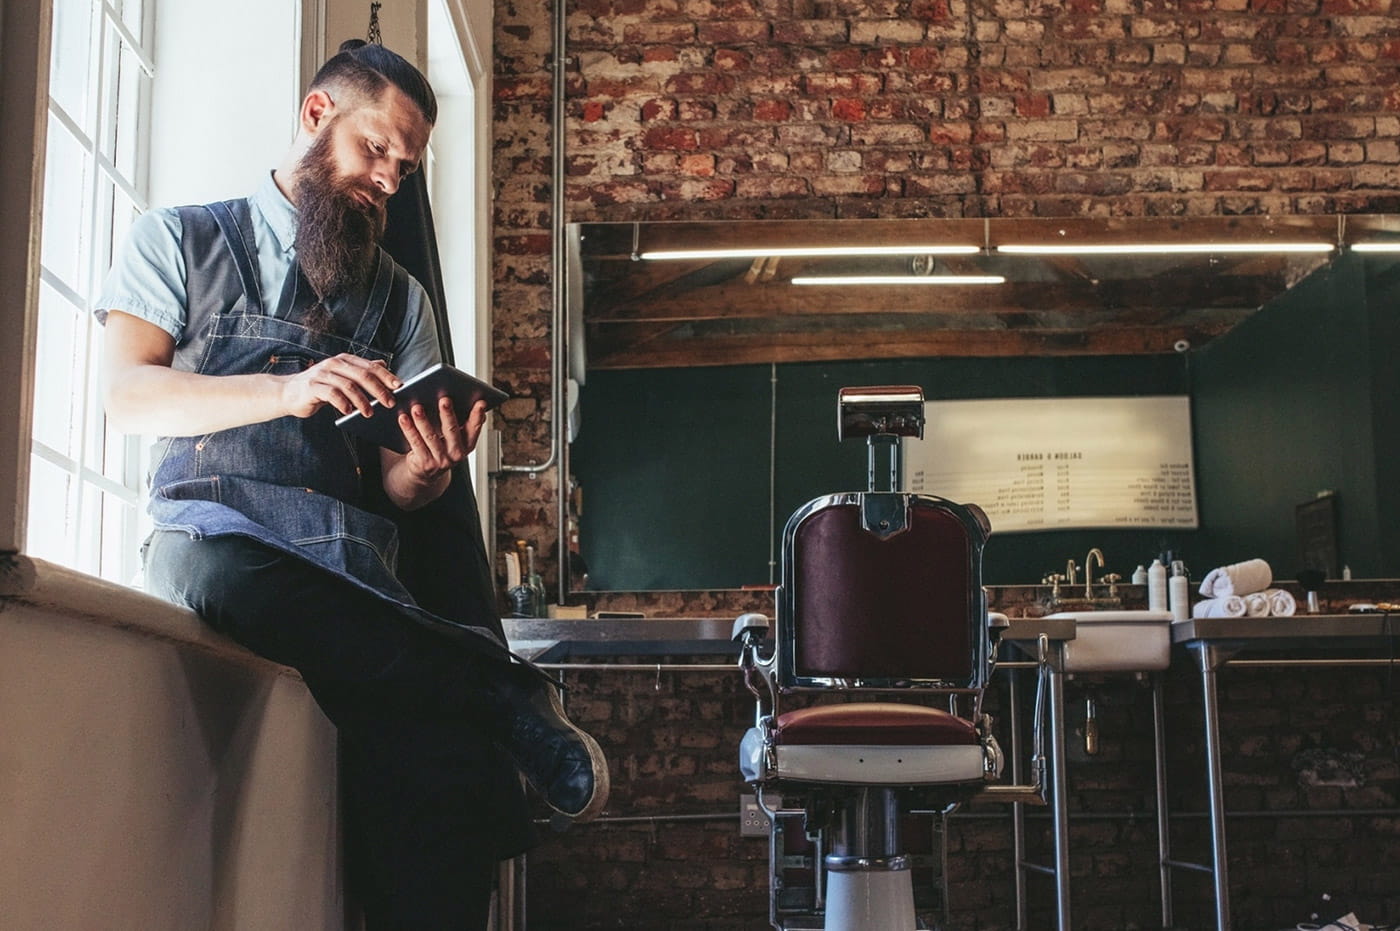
[{"left": 146, "top": 198, "right": 507, "bottom": 658}]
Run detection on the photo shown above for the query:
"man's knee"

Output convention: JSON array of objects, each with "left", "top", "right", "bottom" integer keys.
[{"left": 146, "top": 531, "right": 300, "bottom": 633}]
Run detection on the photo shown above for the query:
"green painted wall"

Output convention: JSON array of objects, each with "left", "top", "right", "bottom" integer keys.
[
  {"left": 1191, "top": 254, "right": 1392, "bottom": 580},
  {"left": 575, "top": 355, "right": 1190, "bottom": 589}
]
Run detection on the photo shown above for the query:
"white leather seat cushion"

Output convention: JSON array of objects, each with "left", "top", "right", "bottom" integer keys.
[{"left": 741, "top": 727, "right": 987, "bottom": 784}]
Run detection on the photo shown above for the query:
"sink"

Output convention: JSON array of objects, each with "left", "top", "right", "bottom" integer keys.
[{"left": 1043, "top": 610, "right": 1175, "bottom": 672}]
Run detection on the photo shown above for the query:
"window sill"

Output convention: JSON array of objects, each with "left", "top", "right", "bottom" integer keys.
[{"left": 0, "top": 552, "right": 299, "bottom": 678}]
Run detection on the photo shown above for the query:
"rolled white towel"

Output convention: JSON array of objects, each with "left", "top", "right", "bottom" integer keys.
[
  {"left": 1198, "top": 558, "right": 1273, "bottom": 598},
  {"left": 1191, "top": 595, "right": 1247, "bottom": 618},
  {"left": 1244, "top": 592, "right": 1270, "bottom": 617},
  {"left": 1266, "top": 588, "right": 1297, "bottom": 617}
]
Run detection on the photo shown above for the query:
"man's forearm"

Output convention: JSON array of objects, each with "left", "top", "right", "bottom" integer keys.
[{"left": 104, "top": 365, "right": 291, "bottom": 437}]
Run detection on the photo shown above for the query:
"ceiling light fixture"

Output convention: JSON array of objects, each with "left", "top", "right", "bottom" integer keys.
[
  {"left": 791, "top": 274, "right": 1006, "bottom": 286},
  {"left": 1349, "top": 242, "right": 1400, "bottom": 253},
  {"left": 996, "top": 242, "right": 1334, "bottom": 255},
  {"left": 638, "top": 245, "right": 981, "bottom": 260}
]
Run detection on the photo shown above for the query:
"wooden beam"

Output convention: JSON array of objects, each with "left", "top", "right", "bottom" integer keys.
[{"left": 586, "top": 320, "right": 1239, "bottom": 369}]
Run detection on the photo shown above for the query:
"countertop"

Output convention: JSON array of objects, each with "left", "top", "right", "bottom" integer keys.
[{"left": 1171, "top": 611, "right": 1400, "bottom": 648}]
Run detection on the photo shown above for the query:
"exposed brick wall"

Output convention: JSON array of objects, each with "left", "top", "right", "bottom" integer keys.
[
  {"left": 492, "top": 0, "right": 1400, "bottom": 583},
  {"left": 491, "top": 4, "right": 1400, "bottom": 925}
]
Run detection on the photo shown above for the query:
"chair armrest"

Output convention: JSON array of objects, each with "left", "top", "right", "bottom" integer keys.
[
  {"left": 732, "top": 612, "right": 771, "bottom": 644},
  {"left": 733, "top": 613, "right": 775, "bottom": 718}
]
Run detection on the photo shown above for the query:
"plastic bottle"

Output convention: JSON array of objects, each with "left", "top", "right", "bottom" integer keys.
[
  {"left": 526, "top": 544, "right": 546, "bottom": 617},
  {"left": 1147, "top": 558, "right": 1168, "bottom": 613},
  {"left": 1132, "top": 564, "right": 1148, "bottom": 585},
  {"left": 1169, "top": 559, "right": 1189, "bottom": 622}
]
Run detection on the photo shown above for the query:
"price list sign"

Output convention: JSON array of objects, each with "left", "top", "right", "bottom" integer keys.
[{"left": 903, "top": 396, "right": 1198, "bottom": 532}]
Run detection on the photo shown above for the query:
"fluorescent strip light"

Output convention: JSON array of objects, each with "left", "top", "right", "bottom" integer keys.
[
  {"left": 638, "top": 245, "right": 981, "bottom": 260},
  {"left": 997, "top": 242, "right": 1334, "bottom": 255},
  {"left": 1349, "top": 242, "right": 1400, "bottom": 253},
  {"left": 791, "top": 275, "right": 1006, "bottom": 286}
]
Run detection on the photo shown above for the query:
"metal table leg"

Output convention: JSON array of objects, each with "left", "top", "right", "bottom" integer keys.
[
  {"left": 1193, "top": 643, "right": 1232, "bottom": 931},
  {"left": 1047, "top": 665, "right": 1071, "bottom": 931},
  {"left": 1009, "top": 667, "right": 1029, "bottom": 930},
  {"left": 1152, "top": 675, "right": 1173, "bottom": 929}
]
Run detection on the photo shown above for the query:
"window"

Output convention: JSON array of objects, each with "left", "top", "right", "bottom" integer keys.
[{"left": 30, "top": 0, "right": 153, "bottom": 583}]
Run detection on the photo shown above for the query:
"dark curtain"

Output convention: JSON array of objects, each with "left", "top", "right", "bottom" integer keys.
[
  {"left": 383, "top": 169, "right": 454, "bottom": 366},
  {"left": 379, "top": 170, "right": 504, "bottom": 643}
]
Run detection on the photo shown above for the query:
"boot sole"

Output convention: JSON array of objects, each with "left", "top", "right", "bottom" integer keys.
[{"left": 538, "top": 683, "right": 611, "bottom": 823}]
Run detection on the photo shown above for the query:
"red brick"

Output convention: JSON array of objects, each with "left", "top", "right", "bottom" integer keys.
[
  {"left": 640, "top": 97, "right": 678, "bottom": 121},
  {"left": 663, "top": 72, "right": 732, "bottom": 95},
  {"left": 752, "top": 99, "right": 792, "bottom": 121},
  {"left": 734, "top": 175, "right": 812, "bottom": 198},
  {"left": 712, "top": 48, "right": 750, "bottom": 71},
  {"left": 832, "top": 98, "right": 867, "bottom": 121},
  {"left": 772, "top": 20, "right": 848, "bottom": 44},
  {"left": 642, "top": 127, "right": 700, "bottom": 151},
  {"left": 1203, "top": 169, "right": 1276, "bottom": 191}
]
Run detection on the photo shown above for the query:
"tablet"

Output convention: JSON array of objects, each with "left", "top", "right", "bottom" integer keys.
[{"left": 334, "top": 362, "right": 510, "bottom": 454}]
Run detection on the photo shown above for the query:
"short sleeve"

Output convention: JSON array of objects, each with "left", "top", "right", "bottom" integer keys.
[
  {"left": 93, "top": 208, "right": 188, "bottom": 340},
  {"left": 392, "top": 278, "right": 443, "bottom": 378}
]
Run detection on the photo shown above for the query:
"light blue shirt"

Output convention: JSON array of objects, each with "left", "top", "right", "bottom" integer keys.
[{"left": 95, "top": 172, "right": 441, "bottom": 377}]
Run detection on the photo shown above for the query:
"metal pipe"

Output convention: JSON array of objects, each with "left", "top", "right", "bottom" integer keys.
[
  {"left": 1218, "top": 657, "right": 1400, "bottom": 667},
  {"left": 948, "top": 806, "right": 1400, "bottom": 823},
  {"left": 499, "top": 0, "right": 568, "bottom": 602},
  {"left": 529, "top": 660, "right": 739, "bottom": 669},
  {"left": 534, "top": 811, "right": 737, "bottom": 826}
]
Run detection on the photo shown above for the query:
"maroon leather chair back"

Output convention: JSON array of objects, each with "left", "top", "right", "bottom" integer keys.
[{"left": 779, "top": 493, "right": 987, "bottom": 690}]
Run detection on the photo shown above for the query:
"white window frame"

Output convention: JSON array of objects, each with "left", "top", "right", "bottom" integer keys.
[
  {"left": 426, "top": 0, "right": 497, "bottom": 534},
  {"left": 25, "top": 0, "right": 154, "bottom": 584}
]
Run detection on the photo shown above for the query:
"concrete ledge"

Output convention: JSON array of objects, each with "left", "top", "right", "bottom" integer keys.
[
  {"left": 0, "top": 551, "right": 342, "bottom": 930},
  {"left": 0, "top": 552, "right": 299, "bottom": 677}
]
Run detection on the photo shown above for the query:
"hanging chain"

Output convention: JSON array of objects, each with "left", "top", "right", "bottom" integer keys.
[{"left": 367, "top": 2, "right": 383, "bottom": 44}]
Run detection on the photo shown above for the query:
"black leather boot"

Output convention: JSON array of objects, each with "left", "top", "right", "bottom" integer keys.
[{"left": 488, "top": 664, "right": 610, "bottom": 822}]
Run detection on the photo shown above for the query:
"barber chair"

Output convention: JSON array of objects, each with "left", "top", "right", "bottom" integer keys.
[{"left": 735, "top": 386, "right": 1048, "bottom": 931}]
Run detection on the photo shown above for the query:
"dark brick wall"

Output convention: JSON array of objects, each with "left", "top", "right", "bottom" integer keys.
[
  {"left": 507, "top": 589, "right": 1400, "bottom": 929},
  {"left": 490, "top": 4, "right": 1400, "bottom": 926},
  {"left": 517, "top": 656, "right": 1400, "bottom": 930}
]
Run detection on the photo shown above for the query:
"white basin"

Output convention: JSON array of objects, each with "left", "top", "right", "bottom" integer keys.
[{"left": 1044, "top": 610, "right": 1174, "bottom": 672}]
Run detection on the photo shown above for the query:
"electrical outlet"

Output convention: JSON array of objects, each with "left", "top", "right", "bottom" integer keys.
[{"left": 739, "top": 793, "right": 768, "bottom": 837}]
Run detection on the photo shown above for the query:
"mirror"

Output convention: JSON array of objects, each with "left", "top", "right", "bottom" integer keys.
[{"left": 564, "top": 214, "right": 1400, "bottom": 591}]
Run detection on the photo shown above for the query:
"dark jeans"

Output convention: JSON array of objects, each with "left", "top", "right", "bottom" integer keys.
[{"left": 145, "top": 530, "right": 535, "bottom": 930}]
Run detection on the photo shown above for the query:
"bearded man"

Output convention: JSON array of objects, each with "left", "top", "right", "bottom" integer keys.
[{"left": 95, "top": 41, "right": 607, "bottom": 929}]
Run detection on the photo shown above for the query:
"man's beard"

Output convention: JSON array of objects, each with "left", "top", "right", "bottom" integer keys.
[{"left": 293, "top": 123, "right": 387, "bottom": 315}]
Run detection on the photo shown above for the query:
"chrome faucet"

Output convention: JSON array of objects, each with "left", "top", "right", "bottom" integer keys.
[{"left": 1084, "top": 547, "right": 1105, "bottom": 599}]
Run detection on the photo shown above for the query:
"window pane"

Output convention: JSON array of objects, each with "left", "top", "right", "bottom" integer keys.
[
  {"left": 26, "top": 456, "right": 76, "bottom": 567},
  {"left": 41, "top": 116, "right": 92, "bottom": 291},
  {"left": 119, "top": 0, "right": 146, "bottom": 44},
  {"left": 99, "top": 487, "right": 142, "bottom": 585},
  {"left": 49, "top": 0, "right": 94, "bottom": 126},
  {"left": 33, "top": 279, "right": 86, "bottom": 458},
  {"left": 82, "top": 313, "right": 108, "bottom": 476},
  {"left": 105, "top": 23, "right": 151, "bottom": 180},
  {"left": 105, "top": 185, "right": 142, "bottom": 271}
]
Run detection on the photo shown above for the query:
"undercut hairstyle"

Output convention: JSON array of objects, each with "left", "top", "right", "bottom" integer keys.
[{"left": 309, "top": 39, "right": 437, "bottom": 125}]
